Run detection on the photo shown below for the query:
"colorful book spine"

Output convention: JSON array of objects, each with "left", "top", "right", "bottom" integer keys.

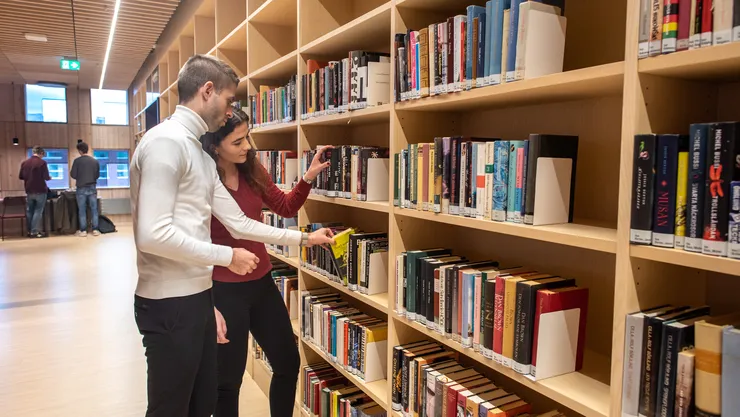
[
  {"left": 507, "top": 141, "right": 525, "bottom": 223},
  {"left": 675, "top": 147, "right": 689, "bottom": 247},
  {"left": 461, "top": 271, "right": 476, "bottom": 348},
  {"left": 703, "top": 122, "right": 739, "bottom": 257},
  {"left": 690, "top": 0, "right": 704, "bottom": 49},
  {"left": 639, "top": 0, "right": 652, "bottom": 57},
  {"left": 492, "top": 141, "right": 509, "bottom": 222},
  {"left": 701, "top": 0, "right": 713, "bottom": 47},
  {"left": 677, "top": 0, "right": 692, "bottom": 49},
  {"left": 662, "top": 0, "right": 679, "bottom": 53},
  {"left": 650, "top": 0, "right": 665, "bottom": 55},
  {"left": 652, "top": 135, "right": 683, "bottom": 248},
  {"left": 631, "top": 135, "right": 658, "bottom": 245},
  {"left": 686, "top": 124, "right": 709, "bottom": 252},
  {"left": 484, "top": 142, "right": 495, "bottom": 220},
  {"left": 730, "top": 181, "right": 740, "bottom": 259},
  {"left": 483, "top": 1, "right": 493, "bottom": 86},
  {"left": 489, "top": 0, "right": 508, "bottom": 85}
]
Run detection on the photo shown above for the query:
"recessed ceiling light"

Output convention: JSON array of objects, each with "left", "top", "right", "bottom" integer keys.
[
  {"left": 25, "top": 33, "right": 47, "bottom": 42},
  {"left": 99, "top": 0, "right": 122, "bottom": 90}
]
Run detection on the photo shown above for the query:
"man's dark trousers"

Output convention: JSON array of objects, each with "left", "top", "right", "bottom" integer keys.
[{"left": 134, "top": 289, "right": 217, "bottom": 417}]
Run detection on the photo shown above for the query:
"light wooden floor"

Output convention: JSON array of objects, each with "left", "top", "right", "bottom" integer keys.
[{"left": 0, "top": 225, "right": 270, "bottom": 416}]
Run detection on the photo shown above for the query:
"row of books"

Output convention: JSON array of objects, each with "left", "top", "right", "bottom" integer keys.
[
  {"left": 301, "top": 146, "right": 390, "bottom": 202},
  {"left": 261, "top": 210, "right": 299, "bottom": 257},
  {"left": 305, "top": 227, "right": 389, "bottom": 297},
  {"left": 394, "top": 1, "right": 567, "bottom": 102},
  {"left": 638, "top": 0, "right": 740, "bottom": 58},
  {"left": 621, "top": 307, "right": 740, "bottom": 417},
  {"left": 270, "top": 261, "right": 299, "bottom": 320},
  {"left": 300, "top": 288, "right": 388, "bottom": 383},
  {"left": 301, "top": 54, "right": 391, "bottom": 120},
  {"left": 392, "top": 340, "right": 564, "bottom": 417},
  {"left": 301, "top": 362, "right": 386, "bottom": 417},
  {"left": 257, "top": 149, "right": 298, "bottom": 190},
  {"left": 629, "top": 123, "right": 740, "bottom": 259},
  {"left": 395, "top": 249, "right": 588, "bottom": 381},
  {"left": 248, "top": 77, "right": 297, "bottom": 128},
  {"left": 394, "top": 135, "right": 579, "bottom": 226}
]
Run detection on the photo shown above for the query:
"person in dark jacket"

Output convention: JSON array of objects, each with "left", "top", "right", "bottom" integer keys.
[
  {"left": 70, "top": 141, "right": 101, "bottom": 237},
  {"left": 19, "top": 146, "right": 50, "bottom": 238}
]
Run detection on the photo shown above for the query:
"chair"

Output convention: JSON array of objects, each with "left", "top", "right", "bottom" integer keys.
[{"left": 1, "top": 196, "right": 27, "bottom": 240}]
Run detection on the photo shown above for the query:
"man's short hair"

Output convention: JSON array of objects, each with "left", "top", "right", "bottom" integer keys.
[
  {"left": 77, "top": 141, "right": 89, "bottom": 154},
  {"left": 32, "top": 146, "right": 44, "bottom": 156},
  {"left": 177, "top": 55, "right": 239, "bottom": 104}
]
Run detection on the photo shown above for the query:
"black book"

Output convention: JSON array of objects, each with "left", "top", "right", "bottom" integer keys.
[
  {"left": 422, "top": 256, "right": 465, "bottom": 326},
  {"left": 391, "top": 341, "right": 435, "bottom": 410},
  {"left": 523, "top": 134, "right": 579, "bottom": 225},
  {"left": 402, "top": 345, "right": 444, "bottom": 413},
  {"left": 463, "top": 141, "right": 474, "bottom": 216},
  {"left": 441, "top": 137, "right": 452, "bottom": 213},
  {"left": 631, "top": 134, "right": 658, "bottom": 244},
  {"left": 415, "top": 253, "right": 453, "bottom": 322},
  {"left": 652, "top": 135, "right": 688, "bottom": 248},
  {"left": 394, "top": 34, "right": 405, "bottom": 102},
  {"left": 482, "top": 279, "right": 496, "bottom": 356},
  {"left": 433, "top": 137, "right": 444, "bottom": 212},
  {"left": 638, "top": 306, "right": 709, "bottom": 417},
  {"left": 655, "top": 315, "right": 708, "bottom": 417},
  {"left": 511, "top": 276, "right": 575, "bottom": 374},
  {"left": 702, "top": 122, "right": 740, "bottom": 256},
  {"left": 348, "top": 232, "right": 386, "bottom": 290},
  {"left": 685, "top": 124, "right": 710, "bottom": 252}
]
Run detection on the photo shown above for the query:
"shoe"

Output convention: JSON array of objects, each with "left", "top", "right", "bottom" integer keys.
[
  {"left": 33, "top": 233, "right": 44, "bottom": 238},
  {"left": 77, "top": 231, "right": 87, "bottom": 237},
  {"left": 92, "top": 230, "right": 101, "bottom": 237}
]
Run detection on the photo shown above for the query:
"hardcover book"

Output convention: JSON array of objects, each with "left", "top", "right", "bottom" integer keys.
[
  {"left": 686, "top": 124, "right": 709, "bottom": 252},
  {"left": 631, "top": 134, "right": 658, "bottom": 244},
  {"left": 492, "top": 141, "right": 510, "bottom": 221},
  {"left": 703, "top": 122, "right": 740, "bottom": 256},
  {"left": 722, "top": 326, "right": 740, "bottom": 416},
  {"left": 652, "top": 134, "right": 688, "bottom": 248},
  {"left": 695, "top": 314, "right": 740, "bottom": 417}
]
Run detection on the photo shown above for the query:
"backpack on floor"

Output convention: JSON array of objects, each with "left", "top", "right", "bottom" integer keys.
[{"left": 98, "top": 215, "right": 117, "bottom": 234}]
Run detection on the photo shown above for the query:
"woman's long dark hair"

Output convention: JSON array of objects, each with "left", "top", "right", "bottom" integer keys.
[{"left": 201, "top": 107, "right": 267, "bottom": 194}]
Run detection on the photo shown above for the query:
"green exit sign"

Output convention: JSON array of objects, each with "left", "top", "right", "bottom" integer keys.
[{"left": 60, "top": 58, "right": 80, "bottom": 71}]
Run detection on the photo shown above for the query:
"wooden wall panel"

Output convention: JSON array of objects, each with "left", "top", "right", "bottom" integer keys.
[{"left": 0, "top": 83, "right": 134, "bottom": 197}]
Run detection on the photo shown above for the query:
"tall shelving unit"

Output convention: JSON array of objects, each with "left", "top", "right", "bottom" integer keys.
[{"left": 131, "top": 0, "right": 740, "bottom": 415}]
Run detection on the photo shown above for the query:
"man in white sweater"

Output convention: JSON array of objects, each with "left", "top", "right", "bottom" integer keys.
[{"left": 130, "top": 55, "right": 333, "bottom": 417}]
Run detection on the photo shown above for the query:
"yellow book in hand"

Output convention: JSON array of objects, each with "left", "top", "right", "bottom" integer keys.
[{"left": 330, "top": 228, "right": 356, "bottom": 284}]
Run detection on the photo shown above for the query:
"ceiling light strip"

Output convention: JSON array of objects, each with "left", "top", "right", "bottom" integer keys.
[{"left": 99, "top": 0, "right": 122, "bottom": 90}]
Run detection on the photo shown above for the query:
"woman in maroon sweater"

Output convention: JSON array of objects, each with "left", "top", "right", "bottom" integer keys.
[{"left": 202, "top": 108, "right": 330, "bottom": 417}]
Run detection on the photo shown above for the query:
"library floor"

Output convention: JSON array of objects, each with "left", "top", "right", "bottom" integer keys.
[{"left": 0, "top": 225, "right": 270, "bottom": 416}]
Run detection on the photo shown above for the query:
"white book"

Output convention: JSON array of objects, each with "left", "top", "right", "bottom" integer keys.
[
  {"left": 714, "top": 0, "right": 734, "bottom": 45},
  {"left": 396, "top": 254, "right": 406, "bottom": 315},
  {"left": 351, "top": 152, "right": 359, "bottom": 200},
  {"left": 429, "top": 23, "right": 437, "bottom": 96},
  {"left": 514, "top": 2, "right": 561, "bottom": 80},
  {"left": 529, "top": 158, "right": 572, "bottom": 226},
  {"left": 621, "top": 309, "right": 661, "bottom": 417},
  {"left": 452, "top": 15, "right": 466, "bottom": 92},
  {"left": 438, "top": 23, "right": 448, "bottom": 95},
  {"left": 367, "top": 250, "right": 389, "bottom": 295},
  {"left": 366, "top": 158, "right": 390, "bottom": 202},
  {"left": 363, "top": 327, "right": 388, "bottom": 382},
  {"left": 638, "top": 0, "right": 651, "bottom": 57},
  {"left": 528, "top": 308, "right": 581, "bottom": 381},
  {"left": 366, "top": 61, "right": 391, "bottom": 107},
  {"left": 515, "top": 9, "right": 566, "bottom": 81}
]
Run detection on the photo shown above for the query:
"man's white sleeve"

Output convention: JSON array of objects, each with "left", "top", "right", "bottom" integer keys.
[{"left": 135, "top": 137, "right": 233, "bottom": 267}]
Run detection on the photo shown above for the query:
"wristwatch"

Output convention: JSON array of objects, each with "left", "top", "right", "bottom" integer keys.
[
  {"left": 300, "top": 232, "right": 310, "bottom": 246},
  {"left": 303, "top": 174, "right": 314, "bottom": 185}
]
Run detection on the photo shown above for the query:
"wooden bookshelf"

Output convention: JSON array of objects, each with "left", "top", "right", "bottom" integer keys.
[
  {"left": 300, "top": 267, "right": 390, "bottom": 314},
  {"left": 393, "top": 315, "right": 611, "bottom": 417},
  {"left": 132, "top": 0, "right": 740, "bottom": 415},
  {"left": 267, "top": 249, "right": 300, "bottom": 268},
  {"left": 307, "top": 194, "right": 390, "bottom": 214},
  {"left": 302, "top": 338, "right": 389, "bottom": 410}
]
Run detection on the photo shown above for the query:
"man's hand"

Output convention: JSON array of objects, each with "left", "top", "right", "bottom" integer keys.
[
  {"left": 306, "top": 228, "right": 335, "bottom": 247},
  {"left": 304, "top": 145, "right": 333, "bottom": 182},
  {"left": 227, "top": 248, "right": 259, "bottom": 275},
  {"left": 215, "top": 308, "right": 229, "bottom": 344}
]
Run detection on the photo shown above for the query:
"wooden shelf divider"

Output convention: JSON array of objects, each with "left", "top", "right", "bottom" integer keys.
[
  {"left": 300, "top": 267, "right": 390, "bottom": 314},
  {"left": 307, "top": 194, "right": 390, "bottom": 213}
]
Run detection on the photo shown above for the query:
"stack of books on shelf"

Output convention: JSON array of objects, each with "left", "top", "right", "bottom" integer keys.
[
  {"left": 301, "top": 54, "right": 391, "bottom": 119},
  {"left": 394, "top": 1, "right": 567, "bottom": 102},
  {"left": 300, "top": 225, "right": 389, "bottom": 296},
  {"left": 271, "top": 261, "right": 299, "bottom": 320},
  {"left": 252, "top": 335, "right": 271, "bottom": 371},
  {"left": 301, "top": 362, "right": 386, "bottom": 417},
  {"left": 391, "top": 340, "right": 565, "bottom": 417},
  {"left": 248, "top": 77, "right": 297, "bottom": 128},
  {"left": 621, "top": 307, "right": 740, "bottom": 417},
  {"left": 261, "top": 210, "right": 300, "bottom": 257},
  {"left": 302, "top": 146, "right": 390, "bottom": 202},
  {"left": 630, "top": 123, "right": 740, "bottom": 259},
  {"left": 257, "top": 149, "right": 298, "bottom": 190},
  {"left": 300, "top": 288, "right": 388, "bottom": 384},
  {"left": 395, "top": 135, "right": 579, "bottom": 226},
  {"left": 638, "top": 0, "right": 740, "bottom": 58},
  {"left": 395, "top": 249, "right": 589, "bottom": 381}
]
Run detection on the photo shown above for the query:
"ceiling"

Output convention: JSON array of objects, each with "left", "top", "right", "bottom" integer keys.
[{"left": 0, "top": 0, "right": 180, "bottom": 90}]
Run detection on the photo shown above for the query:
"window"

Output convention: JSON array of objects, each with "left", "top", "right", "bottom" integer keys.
[
  {"left": 91, "top": 89, "right": 128, "bottom": 125},
  {"left": 26, "top": 148, "right": 69, "bottom": 189},
  {"left": 93, "top": 150, "right": 130, "bottom": 188},
  {"left": 25, "top": 85, "right": 67, "bottom": 123}
]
